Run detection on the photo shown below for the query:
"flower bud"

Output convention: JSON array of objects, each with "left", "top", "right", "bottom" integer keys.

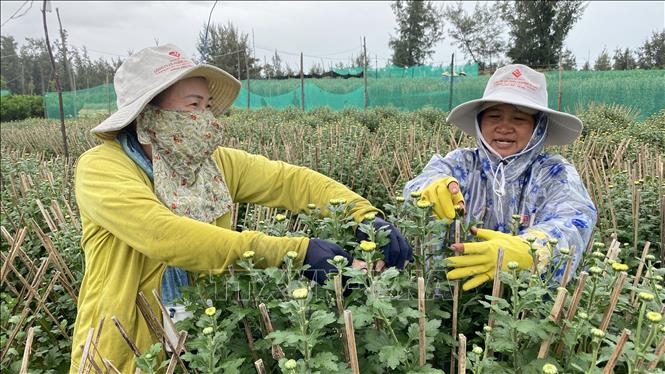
[
  {"left": 542, "top": 363, "right": 558, "bottom": 374},
  {"left": 590, "top": 328, "right": 605, "bottom": 338},
  {"left": 592, "top": 251, "right": 605, "bottom": 259},
  {"left": 145, "top": 353, "right": 153, "bottom": 359},
  {"left": 645, "top": 254, "right": 656, "bottom": 261},
  {"left": 395, "top": 196, "right": 405, "bottom": 203},
  {"left": 275, "top": 214, "right": 287, "bottom": 222},
  {"left": 638, "top": 292, "right": 654, "bottom": 301},
  {"left": 286, "top": 251, "right": 298, "bottom": 259},
  {"left": 359, "top": 240, "right": 377, "bottom": 252},
  {"left": 483, "top": 325, "right": 492, "bottom": 333},
  {"left": 416, "top": 200, "right": 432, "bottom": 209},
  {"left": 205, "top": 306, "right": 216, "bottom": 316},
  {"left": 307, "top": 203, "right": 317, "bottom": 210},
  {"left": 511, "top": 214, "right": 521, "bottom": 221},
  {"left": 646, "top": 311, "right": 662, "bottom": 323},
  {"left": 611, "top": 262, "right": 628, "bottom": 272},
  {"left": 589, "top": 266, "right": 603, "bottom": 276},
  {"left": 292, "top": 288, "right": 309, "bottom": 300},
  {"left": 548, "top": 238, "right": 559, "bottom": 246},
  {"left": 243, "top": 251, "right": 255, "bottom": 259},
  {"left": 592, "top": 242, "right": 605, "bottom": 249},
  {"left": 507, "top": 261, "right": 519, "bottom": 270},
  {"left": 578, "top": 311, "right": 589, "bottom": 320},
  {"left": 472, "top": 346, "right": 483, "bottom": 355},
  {"left": 333, "top": 255, "right": 347, "bottom": 265},
  {"left": 363, "top": 212, "right": 377, "bottom": 221},
  {"left": 284, "top": 359, "right": 297, "bottom": 370},
  {"left": 203, "top": 326, "right": 214, "bottom": 335},
  {"left": 410, "top": 191, "right": 422, "bottom": 199},
  {"left": 559, "top": 248, "right": 570, "bottom": 255}
]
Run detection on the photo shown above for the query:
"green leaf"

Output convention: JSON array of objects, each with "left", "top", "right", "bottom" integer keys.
[
  {"left": 309, "top": 310, "right": 336, "bottom": 331},
  {"left": 378, "top": 345, "right": 407, "bottom": 369},
  {"left": 346, "top": 305, "right": 374, "bottom": 329},
  {"left": 266, "top": 329, "right": 304, "bottom": 346},
  {"left": 219, "top": 357, "right": 245, "bottom": 374},
  {"left": 310, "top": 351, "right": 341, "bottom": 371}
]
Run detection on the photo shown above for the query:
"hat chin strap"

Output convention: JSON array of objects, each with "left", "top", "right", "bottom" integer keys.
[{"left": 475, "top": 115, "right": 548, "bottom": 198}]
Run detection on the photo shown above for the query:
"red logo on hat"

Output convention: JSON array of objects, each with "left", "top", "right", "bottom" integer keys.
[
  {"left": 512, "top": 69, "right": 522, "bottom": 78},
  {"left": 168, "top": 51, "right": 181, "bottom": 58}
]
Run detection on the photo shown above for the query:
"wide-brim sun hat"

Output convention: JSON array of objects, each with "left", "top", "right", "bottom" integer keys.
[
  {"left": 446, "top": 64, "right": 583, "bottom": 145},
  {"left": 91, "top": 44, "right": 240, "bottom": 134}
]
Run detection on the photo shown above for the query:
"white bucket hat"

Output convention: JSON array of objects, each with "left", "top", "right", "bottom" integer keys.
[
  {"left": 447, "top": 64, "right": 583, "bottom": 145},
  {"left": 91, "top": 44, "right": 240, "bottom": 134}
]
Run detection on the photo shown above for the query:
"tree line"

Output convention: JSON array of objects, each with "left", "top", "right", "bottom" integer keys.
[{"left": 1, "top": 0, "right": 664, "bottom": 96}]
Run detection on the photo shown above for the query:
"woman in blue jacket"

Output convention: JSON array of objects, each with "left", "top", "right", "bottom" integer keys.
[{"left": 404, "top": 64, "right": 597, "bottom": 291}]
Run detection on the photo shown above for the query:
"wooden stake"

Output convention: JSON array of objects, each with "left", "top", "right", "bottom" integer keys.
[
  {"left": 647, "top": 335, "right": 665, "bottom": 370},
  {"left": 457, "top": 333, "right": 467, "bottom": 374},
  {"left": 165, "top": 331, "right": 188, "bottom": 374},
  {"left": 600, "top": 272, "right": 627, "bottom": 332},
  {"left": 451, "top": 220, "right": 461, "bottom": 374},
  {"left": 602, "top": 329, "right": 631, "bottom": 374},
  {"left": 254, "top": 359, "right": 267, "bottom": 374},
  {"left": 487, "top": 248, "right": 505, "bottom": 329},
  {"left": 19, "top": 327, "right": 34, "bottom": 374},
  {"left": 555, "top": 272, "right": 588, "bottom": 356},
  {"left": 344, "top": 310, "right": 360, "bottom": 374},
  {"left": 259, "top": 303, "right": 285, "bottom": 360},
  {"left": 333, "top": 275, "right": 351, "bottom": 364},
  {"left": 418, "top": 276, "right": 426, "bottom": 367},
  {"left": 77, "top": 327, "right": 95, "bottom": 374},
  {"left": 629, "top": 241, "right": 651, "bottom": 306},
  {"left": 111, "top": 316, "right": 141, "bottom": 356},
  {"left": 537, "top": 287, "right": 568, "bottom": 358}
]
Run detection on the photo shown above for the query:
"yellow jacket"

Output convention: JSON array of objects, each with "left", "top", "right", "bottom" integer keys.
[{"left": 70, "top": 140, "right": 377, "bottom": 372}]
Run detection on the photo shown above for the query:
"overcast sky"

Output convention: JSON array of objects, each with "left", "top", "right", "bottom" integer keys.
[{"left": 1, "top": 1, "right": 664, "bottom": 71}]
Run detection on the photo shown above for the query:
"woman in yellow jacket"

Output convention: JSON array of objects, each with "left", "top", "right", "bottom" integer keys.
[{"left": 70, "top": 44, "right": 411, "bottom": 372}]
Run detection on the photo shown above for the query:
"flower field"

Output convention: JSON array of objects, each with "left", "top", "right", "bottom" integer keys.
[{"left": 0, "top": 105, "right": 663, "bottom": 373}]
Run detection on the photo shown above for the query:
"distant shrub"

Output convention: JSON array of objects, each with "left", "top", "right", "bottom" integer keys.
[{"left": 0, "top": 95, "right": 44, "bottom": 122}]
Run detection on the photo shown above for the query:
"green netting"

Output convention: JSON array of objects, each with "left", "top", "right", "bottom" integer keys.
[
  {"left": 0, "top": 89, "right": 11, "bottom": 96},
  {"left": 334, "top": 63, "right": 479, "bottom": 78},
  {"left": 234, "top": 69, "right": 665, "bottom": 119},
  {"left": 44, "top": 84, "right": 116, "bottom": 119},
  {"left": 43, "top": 69, "right": 664, "bottom": 120}
]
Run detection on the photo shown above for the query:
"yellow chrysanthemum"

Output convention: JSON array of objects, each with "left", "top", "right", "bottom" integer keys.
[
  {"left": 205, "top": 306, "right": 216, "bottom": 316},
  {"left": 292, "top": 288, "right": 309, "bottom": 300},
  {"left": 243, "top": 251, "right": 255, "bottom": 259},
  {"left": 359, "top": 240, "right": 377, "bottom": 252},
  {"left": 275, "top": 214, "right": 287, "bottom": 222}
]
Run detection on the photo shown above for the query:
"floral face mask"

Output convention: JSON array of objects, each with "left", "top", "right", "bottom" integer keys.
[{"left": 136, "top": 105, "right": 233, "bottom": 222}]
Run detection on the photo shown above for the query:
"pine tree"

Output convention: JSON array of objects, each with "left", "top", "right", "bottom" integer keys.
[
  {"left": 594, "top": 48, "right": 611, "bottom": 71},
  {"left": 388, "top": 0, "right": 444, "bottom": 67},
  {"left": 500, "top": 0, "right": 586, "bottom": 69}
]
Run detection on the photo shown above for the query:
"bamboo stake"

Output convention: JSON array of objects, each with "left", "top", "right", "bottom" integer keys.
[
  {"left": 629, "top": 241, "right": 651, "bottom": 306},
  {"left": 333, "top": 275, "right": 351, "bottom": 364},
  {"left": 19, "top": 327, "right": 34, "bottom": 374},
  {"left": 254, "top": 359, "right": 267, "bottom": 374},
  {"left": 418, "top": 276, "right": 426, "bottom": 367},
  {"left": 602, "top": 329, "right": 631, "bottom": 374},
  {"left": 487, "top": 248, "right": 505, "bottom": 330},
  {"left": 600, "top": 272, "right": 627, "bottom": 332},
  {"left": 111, "top": 316, "right": 142, "bottom": 356},
  {"left": 560, "top": 256, "right": 574, "bottom": 289},
  {"left": 647, "top": 335, "right": 665, "bottom": 370},
  {"left": 343, "top": 310, "right": 360, "bottom": 374},
  {"left": 0, "top": 227, "right": 28, "bottom": 284},
  {"left": 451, "top": 220, "right": 461, "bottom": 373},
  {"left": 77, "top": 327, "right": 95, "bottom": 374},
  {"left": 538, "top": 287, "right": 568, "bottom": 358},
  {"left": 555, "top": 272, "right": 588, "bottom": 356},
  {"left": 102, "top": 359, "right": 122, "bottom": 374},
  {"left": 457, "top": 333, "right": 467, "bottom": 374},
  {"left": 259, "top": 303, "right": 285, "bottom": 360}
]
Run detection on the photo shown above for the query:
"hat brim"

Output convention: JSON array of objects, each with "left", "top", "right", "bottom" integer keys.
[
  {"left": 91, "top": 64, "right": 240, "bottom": 134},
  {"left": 446, "top": 92, "right": 583, "bottom": 146}
]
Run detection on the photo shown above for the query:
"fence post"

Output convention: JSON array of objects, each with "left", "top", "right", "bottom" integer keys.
[
  {"left": 363, "top": 37, "right": 368, "bottom": 111},
  {"left": 245, "top": 51, "right": 250, "bottom": 110},
  {"left": 448, "top": 53, "right": 455, "bottom": 111},
  {"left": 300, "top": 52, "right": 305, "bottom": 111}
]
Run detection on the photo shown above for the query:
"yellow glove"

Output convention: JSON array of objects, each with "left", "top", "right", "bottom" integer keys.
[
  {"left": 446, "top": 228, "right": 534, "bottom": 291},
  {"left": 420, "top": 177, "right": 465, "bottom": 220}
]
